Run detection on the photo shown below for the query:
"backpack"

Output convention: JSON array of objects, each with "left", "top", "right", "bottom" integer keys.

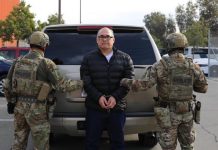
[
  {"left": 12, "top": 56, "right": 45, "bottom": 97},
  {"left": 159, "top": 56, "right": 194, "bottom": 101}
]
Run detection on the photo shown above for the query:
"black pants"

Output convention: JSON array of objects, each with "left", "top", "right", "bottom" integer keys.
[{"left": 85, "top": 108, "right": 126, "bottom": 150}]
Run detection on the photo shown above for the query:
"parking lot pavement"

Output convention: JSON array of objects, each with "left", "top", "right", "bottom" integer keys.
[{"left": 193, "top": 79, "right": 218, "bottom": 149}]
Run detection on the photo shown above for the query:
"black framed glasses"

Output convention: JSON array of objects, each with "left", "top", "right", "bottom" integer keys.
[{"left": 98, "top": 35, "right": 114, "bottom": 40}]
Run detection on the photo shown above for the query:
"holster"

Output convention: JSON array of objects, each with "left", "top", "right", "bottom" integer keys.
[
  {"left": 5, "top": 92, "right": 17, "bottom": 114},
  {"left": 46, "top": 91, "right": 57, "bottom": 120},
  {"left": 194, "top": 101, "right": 201, "bottom": 124},
  {"left": 7, "top": 102, "right": 16, "bottom": 114}
]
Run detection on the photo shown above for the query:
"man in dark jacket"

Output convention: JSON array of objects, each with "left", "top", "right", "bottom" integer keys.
[{"left": 80, "top": 27, "right": 134, "bottom": 150}]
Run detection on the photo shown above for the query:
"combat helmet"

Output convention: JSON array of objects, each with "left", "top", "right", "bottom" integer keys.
[
  {"left": 166, "top": 32, "right": 188, "bottom": 52},
  {"left": 29, "top": 31, "right": 49, "bottom": 48}
]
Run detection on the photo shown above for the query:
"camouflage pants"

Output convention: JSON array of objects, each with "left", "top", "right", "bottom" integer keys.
[
  {"left": 158, "top": 111, "right": 195, "bottom": 150},
  {"left": 12, "top": 101, "right": 50, "bottom": 150}
]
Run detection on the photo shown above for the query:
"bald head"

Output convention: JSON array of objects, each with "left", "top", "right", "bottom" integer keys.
[{"left": 97, "top": 27, "right": 114, "bottom": 37}]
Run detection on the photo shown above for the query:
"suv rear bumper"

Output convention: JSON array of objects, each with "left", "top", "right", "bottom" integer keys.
[{"left": 50, "top": 115, "right": 159, "bottom": 136}]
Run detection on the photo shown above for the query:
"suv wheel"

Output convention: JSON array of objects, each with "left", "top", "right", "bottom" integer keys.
[
  {"left": 138, "top": 132, "right": 158, "bottom": 148},
  {"left": 209, "top": 65, "right": 218, "bottom": 77},
  {"left": 0, "top": 75, "right": 6, "bottom": 97}
]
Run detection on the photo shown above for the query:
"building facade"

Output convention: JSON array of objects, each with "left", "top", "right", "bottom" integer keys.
[{"left": 0, "top": 0, "right": 19, "bottom": 47}]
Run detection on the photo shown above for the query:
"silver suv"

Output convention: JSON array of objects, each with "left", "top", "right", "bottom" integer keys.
[{"left": 43, "top": 24, "right": 161, "bottom": 147}]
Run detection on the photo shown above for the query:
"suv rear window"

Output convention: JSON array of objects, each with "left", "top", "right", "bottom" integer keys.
[{"left": 44, "top": 28, "right": 156, "bottom": 65}]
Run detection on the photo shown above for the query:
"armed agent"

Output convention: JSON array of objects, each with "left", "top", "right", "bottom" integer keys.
[
  {"left": 3, "top": 31, "right": 83, "bottom": 150},
  {"left": 121, "top": 33, "right": 208, "bottom": 150}
]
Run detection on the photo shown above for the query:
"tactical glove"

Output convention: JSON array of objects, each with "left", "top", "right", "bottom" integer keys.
[
  {"left": 120, "top": 78, "right": 133, "bottom": 88},
  {"left": 131, "top": 80, "right": 141, "bottom": 92},
  {"left": 7, "top": 102, "right": 15, "bottom": 114},
  {"left": 120, "top": 78, "right": 140, "bottom": 92}
]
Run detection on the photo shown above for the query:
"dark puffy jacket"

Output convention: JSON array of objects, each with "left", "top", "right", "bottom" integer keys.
[{"left": 80, "top": 48, "right": 134, "bottom": 111}]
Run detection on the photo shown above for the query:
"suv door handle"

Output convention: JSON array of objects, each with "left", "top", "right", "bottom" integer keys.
[
  {"left": 66, "top": 97, "right": 85, "bottom": 103},
  {"left": 134, "top": 65, "right": 147, "bottom": 69}
]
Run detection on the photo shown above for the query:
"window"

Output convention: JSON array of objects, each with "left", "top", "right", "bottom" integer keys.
[
  {"left": 0, "top": 50, "right": 16, "bottom": 59},
  {"left": 45, "top": 31, "right": 155, "bottom": 65},
  {"left": 20, "top": 49, "right": 29, "bottom": 56}
]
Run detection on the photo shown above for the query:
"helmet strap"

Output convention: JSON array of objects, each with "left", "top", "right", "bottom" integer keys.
[
  {"left": 168, "top": 48, "right": 184, "bottom": 55},
  {"left": 30, "top": 44, "right": 45, "bottom": 52}
]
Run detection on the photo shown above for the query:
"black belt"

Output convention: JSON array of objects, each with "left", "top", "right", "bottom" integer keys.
[{"left": 158, "top": 101, "right": 192, "bottom": 112}]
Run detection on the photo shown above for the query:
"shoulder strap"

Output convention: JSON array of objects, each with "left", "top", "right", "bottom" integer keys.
[
  {"left": 185, "top": 57, "right": 194, "bottom": 75},
  {"left": 15, "top": 55, "right": 24, "bottom": 64},
  {"left": 160, "top": 56, "right": 169, "bottom": 70}
]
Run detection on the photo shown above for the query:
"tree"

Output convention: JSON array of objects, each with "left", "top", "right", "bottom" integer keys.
[
  {"left": 175, "top": 0, "right": 205, "bottom": 47},
  {"left": 175, "top": 0, "right": 218, "bottom": 47},
  {"left": 166, "top": 15, "right": 176, "bottom": 35},
  {"left": 186, "top": 1, "right": 198, "bottom": 27},
  {"left": 0, "top": 1, "right": 35, "bottom": 46},
  {"left": 48, "top": 13, "right": 65, "bottom": 25},
  {"left": 0, "top": 20, "right": 4, "bottom": 36},
  {"left": 35, "top": 13, "right": 65, "bottom": 31},
  {"left": 185, "top": 20, "right": 208, "bottom": 47},
  {"left": 197, "top": 0, "right": 218, "bottom": 29},
  {"left": 176, "top": 4, "right": 187, "bottom": 33},
  {"left": 176, "top": 1, "right": 198, "bottom": 32},
  {"left": 35, "top": 20, "right": 48, "bottom": 31},
  {"left": 143, "top": 12, "right": 176, "bottom": 48}
]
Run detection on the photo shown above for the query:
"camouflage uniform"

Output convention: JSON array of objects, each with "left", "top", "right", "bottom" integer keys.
[
  {"left": 3, "top": 31, "right": 83, "bottom": 150},
  {"left": 121, "top": 33, "right": 208, "bottom": 150}
]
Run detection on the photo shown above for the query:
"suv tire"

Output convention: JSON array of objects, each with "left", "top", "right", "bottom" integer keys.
[
  {"left": 0, "top": 75, "right": 6, "bottom": 97},
  {"left": 138, "top": 132, "right": 158, "bottom": 148},
  {"left": 209, "top": 65, "right": 218, "bottom": 77}
]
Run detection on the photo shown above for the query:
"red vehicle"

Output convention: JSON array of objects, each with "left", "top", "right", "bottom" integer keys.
[{"left": 0, "top": 47, "right": 30, "bottom": 60}]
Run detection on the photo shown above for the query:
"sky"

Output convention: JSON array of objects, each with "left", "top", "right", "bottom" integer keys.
[{"left": 25, "top": 0, "right": 196, "bottom": 26}]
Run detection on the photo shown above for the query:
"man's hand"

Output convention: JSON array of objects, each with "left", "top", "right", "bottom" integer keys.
[
  {"left": 7, "top": 102, "right": 15, "bottom": 114},
  {"left": 99, "top": 96, "right": 109, "bottom": 109},
  {"left": 99, "top": 96, "right": 116, "bottom": 110},
  {"left": 107, "top": 96, "right": 116, "bottom": 109}
]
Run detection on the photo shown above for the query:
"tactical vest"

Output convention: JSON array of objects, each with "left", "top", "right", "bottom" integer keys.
[
  {"left": 12, "top": 56, "right": 45, "bottom": 97},
  {"left": 158, "top": 56, "right": 194, "bottom": 101}
]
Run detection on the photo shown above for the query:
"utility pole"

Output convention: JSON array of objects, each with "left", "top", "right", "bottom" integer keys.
[
  {"left": 58, "top": 0, "right": 61, "bottom": 24},
  {"left": 80, "top": 0, "right": 82, "bottom": 24}
]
